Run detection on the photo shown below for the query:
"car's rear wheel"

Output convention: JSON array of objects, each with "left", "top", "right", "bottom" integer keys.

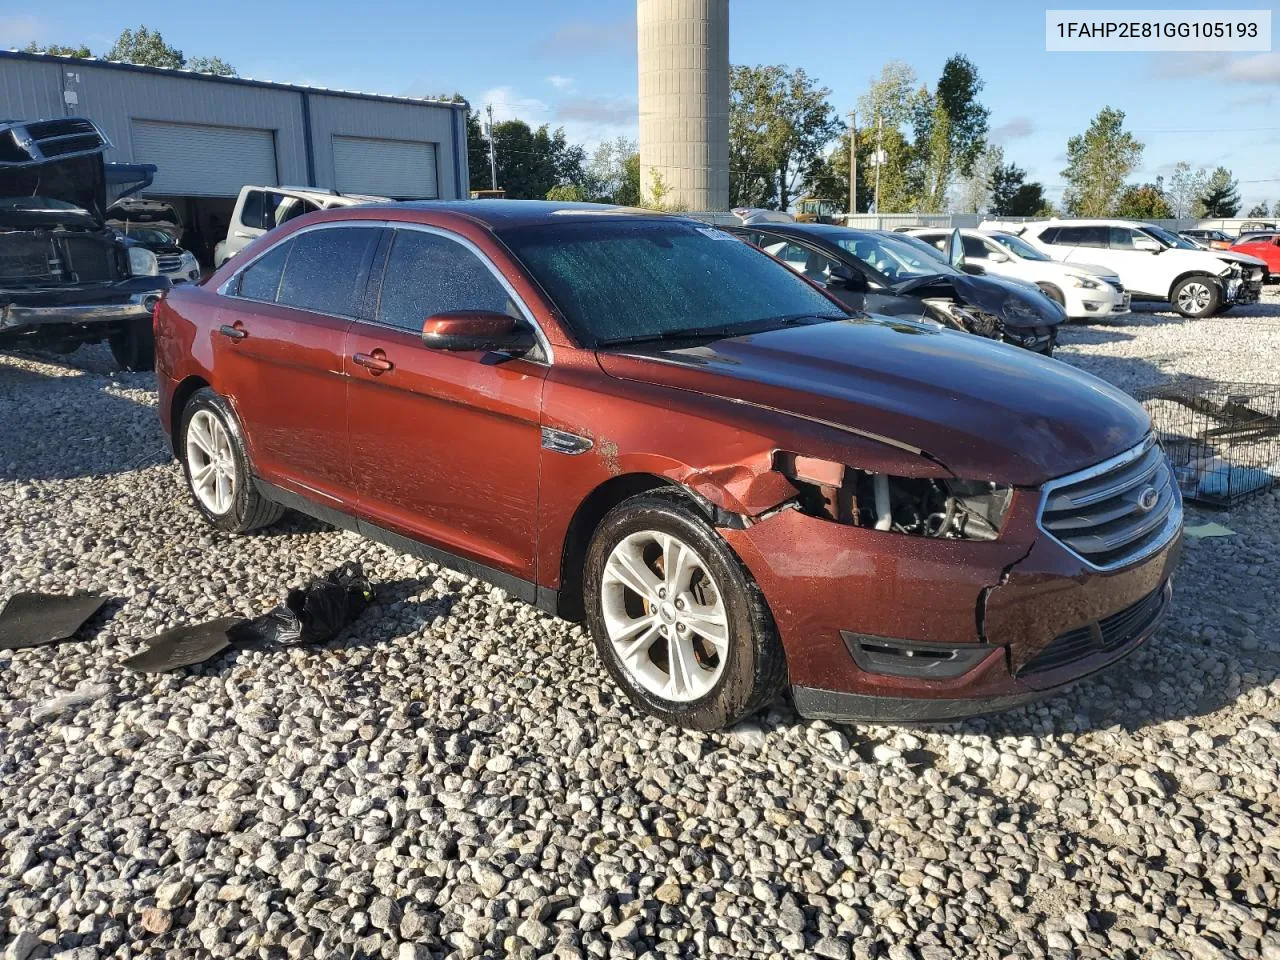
[
  {"left": 179, "top": 389, "right": 284, "bottom": 533},
  {"left": 108, "top": 318, "right": 156, "bottom": 372},
  {"left": 583, "top": 491, "right": 786, "bottom": 730},
  {"left": 1170, "top": 276, "right": 1221, "bottom": 319}
]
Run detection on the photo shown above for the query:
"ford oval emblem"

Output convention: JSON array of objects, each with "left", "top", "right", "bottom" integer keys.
[{"left": 1136, "top": 486, "right": 1159, "bottom": 513}]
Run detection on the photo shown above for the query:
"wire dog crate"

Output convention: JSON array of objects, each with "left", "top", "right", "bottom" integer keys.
[{"left": 1135, "top": 380, "right": 1280, "bottom": 507}]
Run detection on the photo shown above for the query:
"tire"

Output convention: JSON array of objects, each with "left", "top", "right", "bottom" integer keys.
[
  {"left": 1037, "top": 283, "right": 1066, "bottom": 309},
  {"left": 178, "top": 388, "right": 284, "bottom": 533},
  {"left": 108, "top": 318, "right": 156, "bottom": 372},
  {"left": 1170, "top": 275, "right": 1221, "bottom": 319},
  {"left": 583, "top": 490, "right": 786, "bottom": 730}
]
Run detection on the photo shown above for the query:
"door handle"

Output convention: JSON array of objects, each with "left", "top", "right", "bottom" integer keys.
[
  {"left": 353, "top": 351, "right": 394, "bottom": 374},
  {"left": 218, "top": 324, "right": 247, "bottom": 341},
  {"left": 233, "top": 231, "right": 253, "bottom": 239}
]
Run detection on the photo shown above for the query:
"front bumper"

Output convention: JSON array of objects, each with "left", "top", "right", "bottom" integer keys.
[
  {"left": 1, "top": 277, "right": 169, "bottom": 336},
  {"left": 726, "top": 488, "right": 1183, "bottom": 723},
  {"left": 1225, "top": 277, "right": 1262, "bottom": 305}
]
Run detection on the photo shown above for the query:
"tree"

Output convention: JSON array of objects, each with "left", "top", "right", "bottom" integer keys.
[
  {"left": 545, "top": 184, "right": 583, "bottom": 201},
  {"left": 934, "top": 54, "right": 989, "bottom": 177},
  {"left": 988, "top": 161, "right": 1048, "bottom": 216},
  {"left": 1166, "top": 162, "right": 1208, "bottom": 219},
  {"left": 956, "top": 144, "right": 1002, "bottom": 214},
  {"left": 1061, "top": 107, "right": 1143, "bottom": 217},
  {"left": 105, "top": 26, "right": 185, "bottom": 69},
  {"left": 729, "top": 64, "right": 845, "bottom": 210},
  {"left": 1116, "top": 183, "right": 1173, "bottom": 219},
  {"left": 1247, "top": 201, "right": 1271, "bottom": 218},
  {"left": 581, "top": 137, "right": 639, "bottom": 204},
  {"left": 1199, "top": 167, "right": 1241, "bottom": 217},
  {"left": 187, "top": 56, "right": 236, "bottom": 77},
  {"left": 23, "top": 41, "right": 91, "bottom": 58},
  {"left": 486, "top": 120, "right": 585, "bottom": 200}
]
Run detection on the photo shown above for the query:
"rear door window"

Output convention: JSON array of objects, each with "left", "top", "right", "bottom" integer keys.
[
  {"left": 236, "top": 240, "right": 291, "bottom": 301},
  {"left": 961, "top": 235, "right": 990, "bottom": 258},
  {"left": 275, "top": 227, "right": 378, "bottom": 317},
  {"left": 375, "top": 229, "right": 518, "bottom": 332}
]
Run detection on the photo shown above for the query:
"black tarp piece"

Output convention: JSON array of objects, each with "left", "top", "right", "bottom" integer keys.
[
  {"left": 0, "top": 593, "right": 109, "bottom": 651},
  {"left": 121, "top": 617, "right": 242, "bottom": 673}
]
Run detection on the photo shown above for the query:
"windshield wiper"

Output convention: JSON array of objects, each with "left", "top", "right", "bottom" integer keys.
[{"left": 598, "top": 313, "right": 847, "bottom": 348}]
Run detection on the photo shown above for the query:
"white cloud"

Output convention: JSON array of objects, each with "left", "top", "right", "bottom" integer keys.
[
  {"left": 991, "top": 117, "right": 1035, "bottom": 143},
  {"left": 535, "top": 19, "right": 636, "bottom": 58},
  {"left": 479, "top": 85, "right": 636, "bottom": 151},
  {"left": 547, "top": 75, "right": 574, "bottom": 90},
  {"left": 1158, "top": 52, "right": 1280, "bottom": 85},
  {"left": 2, "top": 15, "right": 44, "bottom": 47}
]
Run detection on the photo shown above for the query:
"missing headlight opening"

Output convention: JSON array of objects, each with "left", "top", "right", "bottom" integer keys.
[{"left": 773, "top": 452, "right": 1011, "bottom": 540}]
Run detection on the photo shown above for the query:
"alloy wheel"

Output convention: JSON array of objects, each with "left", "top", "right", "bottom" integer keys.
[
  {"left": 600, "top": 530, "right": 728, "bottom": 702},
  {"left": 1176, "top": 282, "right": 1211, "bottom": 315},
  {"left": 186, "top": 410, "right": 237, "bottom": 515}
]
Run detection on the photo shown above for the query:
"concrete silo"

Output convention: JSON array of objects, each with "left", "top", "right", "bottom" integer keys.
[{"left": 636, "top": 0, "right": 730, "bottom": 211}]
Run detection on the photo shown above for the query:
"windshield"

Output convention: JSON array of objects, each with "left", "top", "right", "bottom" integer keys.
[
  {"left": 122, "top": 226, "right": 175, "bottom": 245},
  {"left": 989, "top": 232, "right": 1051, "bottom": 261},
  {"left": 831, "top": 232, "right": 959, "bottom": 283},
  {"left": 1140, "top": 224, "right": 1197, "bottom": 250},
  {"left": 0, "top": 196, "right": 86, "bottom": 211},
  {"left": 500, "top": 219, "right": 846, "bottom": 346}
]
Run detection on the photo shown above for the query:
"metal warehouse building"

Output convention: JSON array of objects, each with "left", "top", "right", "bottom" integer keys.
[{"left": 0, "top": 49, "right": 469, "bottom": 261}]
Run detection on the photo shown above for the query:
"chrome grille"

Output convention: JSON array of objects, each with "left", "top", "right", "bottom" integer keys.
[
  {"left": 1105, "top": 279, "right": 1125, "bottom": 294},
  {"left": 156, "top": 253, "right": 184, "bottom": 273},
  {"left": 1038, "top": 435, "right": 1182, "bottom": 570}
]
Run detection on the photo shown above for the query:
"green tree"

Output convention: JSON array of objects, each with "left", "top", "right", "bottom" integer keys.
[
  {"left": 23, "top": 41, "right": 92, "bottom": 57},
  {"left": 488, "top": 120, "right": 585, "bottom": 200},
  {"left": 187, "top": 56, "right": 236, "bottom": 77},
  {"left": 1246, "top": 201, "right": 1271, "bottom": 218},
  {"left": 934, "top": 54, "right": 989, "bottom": 177},
  {"left": 581, "top": 137, "right": 639, "bottom": 204},
  {"left": 988, "top": 161, "right": 1047, "bottom": 217},
  {"left": 729, "top": 64, "right": 845, "bottom": 210},
  {"left": 617, "top": 152, "right": 641, "bottom": 207},
  {"left": 105, "top": 26, "right": 185, "bottom": 69},
  {"left": 1166, "top": 161, "right": 1208, "bottom": 218},
  {"left": 1115, "top": 183, "right": 1172, "bottom": 219},
  {"left": 1199, "top": 167, "right": 1241, "bottom": 217},
  {"left": 546, "top": 184, "right": 583, "bottom": 201},
  {"left": 956, "top": 144, "right": 1002, "bottom": 214},
  {"left": 1061, "top": 107, "right": 1143, "bottom": 217}
]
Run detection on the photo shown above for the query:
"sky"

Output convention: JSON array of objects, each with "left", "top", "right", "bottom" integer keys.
[{"left": 4, "top": 0, "right": 1279, "bottom": 209}]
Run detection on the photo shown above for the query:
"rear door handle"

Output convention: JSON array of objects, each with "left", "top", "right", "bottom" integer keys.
[
  {"left": 353, "top": 351, "right": 394, "bottom": 374},
  {"left": 218, "top": 324, "right": 247, "bottom": 341}
]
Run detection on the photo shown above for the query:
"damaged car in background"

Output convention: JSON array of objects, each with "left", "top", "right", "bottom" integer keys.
[
  {"left": 0, "top": 118, "right": 169, "bottom": 370},
  {"left": 727, "top": 222, "right": 1066, "bottom": 355},
  {"left": 155, "top": 202, "right": 1181, "bottom": 730},
  {"left": 107, "top": 197, "right": 202, "bottom": 286}
]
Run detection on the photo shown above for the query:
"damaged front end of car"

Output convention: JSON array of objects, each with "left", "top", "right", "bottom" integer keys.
[{"left": 0, "top": 118, "right": 169, "bottom": 354}]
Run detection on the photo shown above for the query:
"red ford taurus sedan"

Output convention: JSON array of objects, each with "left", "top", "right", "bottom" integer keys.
[{"left": 154, "top": 201, "right": 1182, "bottom": 730}]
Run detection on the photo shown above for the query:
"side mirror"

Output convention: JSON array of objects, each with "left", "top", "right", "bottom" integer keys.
[
  {"left": 421, "top": 310, "right": 535, "bottom": 354},
  {"left": 827, "top": 262, "right": 867, "bottom": 292},
  {"left": 1132, "top": 237, "right": 1161, "bottom": 253},
  {"left": 988, "top": 250, "right": 1010, "bottom": 263}
]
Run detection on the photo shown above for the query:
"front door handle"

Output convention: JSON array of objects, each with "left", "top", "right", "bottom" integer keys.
[
  {"left": 353, "top": 351, "right": 394, "bottom": 374},
  {"left": 218, "top": 323, "right": 247, "bottom": 341}
]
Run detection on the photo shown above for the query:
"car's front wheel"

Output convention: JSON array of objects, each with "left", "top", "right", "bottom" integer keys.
[
  {"left": 1170, "top": 275, "right": 1221, "bottom": 319},
  {"left": 179, "top": 389, "right": 284, "bottom": 533},
  {"left": 583, "top": 491, "right": 786, "bottom": 730}
]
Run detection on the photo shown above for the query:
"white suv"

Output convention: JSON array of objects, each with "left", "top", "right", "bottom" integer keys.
[
  {"left": 909, "top": 228, "right": 1128, "bottom": 320},
  {"left": 213, "top": 186, "right": 387, "bottom": 266},
  {"left": 993, "top": 219, "right": 1263, "bottom": 318}
]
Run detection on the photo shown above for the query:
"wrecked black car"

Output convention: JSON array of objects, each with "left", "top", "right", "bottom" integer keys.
[
  {"left": 1, "top": 118, "right": 169, "bottom": 370},
  {"left": 728, "top": 222, "right": 1066, "bottom": 355}
]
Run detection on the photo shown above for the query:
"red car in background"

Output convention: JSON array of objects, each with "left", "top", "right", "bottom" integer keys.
[
  {"left": 153, "top": 201, "right": 1182, "bottom": 729},
  {"left": 1231, "top": 231, "right": 1280, "bottom": 281}
]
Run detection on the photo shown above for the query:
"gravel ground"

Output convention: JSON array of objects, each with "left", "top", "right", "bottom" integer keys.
[{"left": 2, "top": 292, "right": 1278, "bottom": 960}]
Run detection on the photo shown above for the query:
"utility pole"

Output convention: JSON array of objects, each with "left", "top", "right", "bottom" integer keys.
[
  {"left": 848, "top": 110, "right": 857, "bottom": 215},
  {"left": 485, "top": 103, "right": 498, "bottom": 191},
  {"left": 873, "top": 115, "right": 883, "bottom": 216}
]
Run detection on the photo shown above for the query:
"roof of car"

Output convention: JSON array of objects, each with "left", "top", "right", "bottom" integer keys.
[{"left": 367, "top": 199, "right": 673, "bottom": 229}]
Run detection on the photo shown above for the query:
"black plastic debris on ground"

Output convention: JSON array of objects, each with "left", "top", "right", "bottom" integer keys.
[
  {"left": 121, "top": 618, "right": 242, "bottom": 673},
  {"left": 1137, "top": 379, "right": 1280, "bottom": 507},
  {"left": 0, "top": 592, "right": 109, "bottom": 651},
  {"left": 124, "top": 563, "right": 374, "bottom": 673}
]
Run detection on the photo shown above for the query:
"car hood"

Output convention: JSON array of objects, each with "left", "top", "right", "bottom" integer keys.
[
  {"left": 893, "top": 271, "right": 1067, "bottom": 327},
  {"left": 1060, "top": 261, "right": 1120, "bottom": 281},
  {"left": 0, "top": 154, "right": 107, "bottom": 222},
  {"left": 597, "top": 317, "right": 1150, "bottom": 487},
  {"left": 1213, "top": 249, "right": 1268, "bottom": 270}
]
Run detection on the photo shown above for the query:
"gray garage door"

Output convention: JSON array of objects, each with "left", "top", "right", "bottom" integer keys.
[
  {"left": 332, "top": 136, "right": 438, "bottom": 199},
  {"left": 131, "top": 120, "right": 277, "bottom": 197}
]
